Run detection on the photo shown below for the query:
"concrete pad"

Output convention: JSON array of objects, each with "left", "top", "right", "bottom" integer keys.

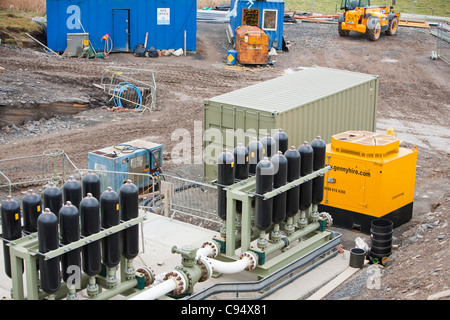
[
  {"left": 306, "top": 259, "right": 365, "bottom": 300},
  {"left": 139, "top": 213, "right": 359, "bottom": 300},
  {"left": 263, "top": 250, "right": 351, "bottom": 300}
]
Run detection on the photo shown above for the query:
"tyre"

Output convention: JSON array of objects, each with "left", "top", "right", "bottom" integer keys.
[
  {"left": 366, "top": 18, "right": 381, "bottom": 41},
  {"left": 338, "top": 23, "right": 350, "bottom": 37},
  {"left": 386, "top": 17, "right": 399, "bottom": 36}
]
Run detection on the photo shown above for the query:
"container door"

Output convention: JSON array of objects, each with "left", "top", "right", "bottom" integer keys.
[{"left": 112, "top": 9, "right": 130, "bottom": 51}]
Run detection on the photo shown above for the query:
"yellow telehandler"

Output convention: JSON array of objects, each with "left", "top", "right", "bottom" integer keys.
[{"left": 338, "top": 0, "right": 400, "bottom": 41}]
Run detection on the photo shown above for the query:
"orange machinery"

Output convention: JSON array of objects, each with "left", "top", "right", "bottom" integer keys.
[{"left": 235, "top": 26, "right": 269, "bottom": 65}]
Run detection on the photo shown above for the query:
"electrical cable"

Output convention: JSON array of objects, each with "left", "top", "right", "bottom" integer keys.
[
  {"left": 102, "top": 34, "right": 113, "bottom": 55},
  {"left": 113, "top": 82, "right": 143, "bottom": 109}
]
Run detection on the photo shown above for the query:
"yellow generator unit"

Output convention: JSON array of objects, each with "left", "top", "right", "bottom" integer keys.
[{"left": 319, "top": 130, "right": 418, "bottom": 234}]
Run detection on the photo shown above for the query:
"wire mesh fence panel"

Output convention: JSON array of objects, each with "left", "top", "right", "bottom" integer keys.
[
  {"left": 0, "top": 149, "right": 77, "bottom": 202},
  {"left": 98, "top": 66, "right": 157, "bottom": 112},
  {"left": 145, "top": 174, "right": 220, "bottom": 230},
  {"left": 73, "top": 169, "right": 156, "bottom": 204},
  {"left": 0, "top": 152, "right": 220, "bottom": 231},
  {"left": 433, "top": 22, "right": 450, "bottom": 64}
]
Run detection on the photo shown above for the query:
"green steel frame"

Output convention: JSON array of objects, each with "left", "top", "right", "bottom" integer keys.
[{"left": 5, "top": 215, "right": 147, "bottom": 300}]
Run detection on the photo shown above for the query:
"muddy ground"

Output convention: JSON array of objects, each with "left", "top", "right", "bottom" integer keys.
[{"left": 0, "top": 20, "right": 449, "bottom": 300}]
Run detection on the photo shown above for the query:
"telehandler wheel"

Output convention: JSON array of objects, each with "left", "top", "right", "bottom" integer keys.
[
  {"left": 386, "top": 17, "right": 399, "bottom": 36},
  {"left": 366, "top": 17, "right": 381, "bottom": 41},
  {"left": 338, "top": 23, "right": 350, "bottom": 37}
]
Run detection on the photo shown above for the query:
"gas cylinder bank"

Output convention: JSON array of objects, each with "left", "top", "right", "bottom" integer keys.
[
  {"left": 319, "top": 131, "right": 418, "bottom": 234},
  {"left": 0, "top": 178, "right": 152, "bottom": 300},
  {"left": 211, "top": 130, "right": 338, "bottom": 277},
  {"left": 0, "top": 132, "right": 344, "bottom": 300}
]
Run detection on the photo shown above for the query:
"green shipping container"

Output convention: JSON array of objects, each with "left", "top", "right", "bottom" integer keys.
[{"left": 203, "top": 66, "right": 378, "bottom": 181}]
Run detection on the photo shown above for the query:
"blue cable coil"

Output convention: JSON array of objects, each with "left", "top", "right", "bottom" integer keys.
[{"left": 113, "top": 82, "right": 143, "bottom": 109}]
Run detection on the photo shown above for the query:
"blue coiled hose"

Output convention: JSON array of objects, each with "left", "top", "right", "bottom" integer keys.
[{"left": 113, "top": 82, "right": 143, "bottom": 109}]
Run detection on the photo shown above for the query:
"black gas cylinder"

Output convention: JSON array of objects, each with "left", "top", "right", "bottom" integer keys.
[
  {"left": 1, "top": 196, "right": 22, "bottom": 278},
  {"left": 233, "top": 143, "right": 249, "bottom": 180},
  {"left": 100, "top": 187, "right": 121, "bottom": 268},
  {"left": 82, "top": 173, "right": 101, "bottom": 201},
  {"left": 284, "top": 147, "right": 300, "bottom": 217},
  {"left": 63, "top": 176, "right": 82, "bottom": 209},
  {"left": 37, "top": 208, "right": 61, "bottom": 294},
  {"left": 271, "top": 152, "right": 287, "bottom": 224},
  {"left": 120, "top": 180, "right": 139, "bottom": 260},
  {"left": 261, "top": 134, "right": 276, "bottom": 158},
  {"left": 43, "top": 182, "right": 62, "bottom": 219},
  {"left": 247, "top": 138, "right": 263, "bottom": 175},
  {"left": 217, "top": 150, "right": 235, "bottom": 221},
  {"left": 298, "top": 142, "right": 313, "bottom": 211},
  {"left": 233, "top": 144, "right": 248, "bottom": 214},
  {"left": 311, "top": 136, "right": 326, "bottom": 205},
  {"left": 273, "top": 129, "right": 289, "bottom": 154},
  {"left": 80, "top": 193, "right": 101, "bottom": 276},
  {"left": 255, "top": 158, "right": 274, "bottom": 231},
  {"left": 22, "top": 189, "right": 42, "bottom": 233},
  {"left": 59, "top": 201, "right": 81, "bottom": 283}
]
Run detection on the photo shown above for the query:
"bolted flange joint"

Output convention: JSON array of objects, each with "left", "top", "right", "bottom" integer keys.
[
  {"left": 136, "top": 266, "right": 156, "bottom": 287},
  {"left": 201, "top": 241, "right": 219, "bottom": 258},
  {"left": 240, "top": 251, "right": 258, "bottom": 271},
  {"left": 319, "top": 211, "right": 333, "bottom": 228},
  {"left": 162, "top": 270, "right": 187, "bottom": 296},
  {"left": 196, "top": 256, "right": 213, "bottom": 282}
]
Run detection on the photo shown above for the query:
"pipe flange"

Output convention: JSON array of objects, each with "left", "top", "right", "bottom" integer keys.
[
  {"left": 137, "top": 266, "right": 156, "bottom": 287},
  {"left": 196, "top": 256, "right": 213, "bottom": 282},
  {"left": 177, "top": 266, "right": 193, "bottom": 288},
  {"left": 201, "top": 241, "right": 219, "bottom": 258},
  {"left": 240, "top": 251, "right": 258, "bottom": 271},
  {"left": 162, "top": 270, "right": 187, "bottom": 296},
  {"left": 319, "top": 211, "right": 333, "bottom": 227}
]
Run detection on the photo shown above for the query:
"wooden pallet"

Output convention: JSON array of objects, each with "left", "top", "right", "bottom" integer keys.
[{"left": 399, "top": 18, "right": 430, "bottom": 28}]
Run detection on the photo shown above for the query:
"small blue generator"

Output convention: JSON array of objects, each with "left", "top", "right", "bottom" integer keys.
[{"left": 88, "top": 139, "right": 163, "bottom": 193}]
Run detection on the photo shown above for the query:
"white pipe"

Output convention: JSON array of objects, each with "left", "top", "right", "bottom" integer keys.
[
  {"left": 196, "top": 246, "right": 214, "bottom": 259},
  {"left": 129, "top": 278, "right": 177, "bottom": 300},
  {"left": 197, "top": 241, "right": 256, "bottom": 274},
  {"left": 129, "top": 244, "right": 256, "bottom": 300},
  {"left": 205, "top": 256, "right": 251, "bottom": 274},
  {"left": 196, "top": 241, "right": 219, "bottom": 259}
]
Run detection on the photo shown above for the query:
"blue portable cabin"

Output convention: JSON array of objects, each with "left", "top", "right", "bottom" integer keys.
[
  {"left": 229, "top": 0, "right": 285, "bottom": 50},
  {"left": 46, "top": 0, "right": 197, "bottom": 53}
]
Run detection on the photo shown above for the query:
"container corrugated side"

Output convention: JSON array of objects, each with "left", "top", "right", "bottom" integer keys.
[
  {"left": 276, "top": 78, "right": 378, "bottom": 147},
  {"left": 203, "top": 101, "right": 276, "bottom": 180},
  {"left": 202, "top": 68, "right": 378, "bottom": 181}
]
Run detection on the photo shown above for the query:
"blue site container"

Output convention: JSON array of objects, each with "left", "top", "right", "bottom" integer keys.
[
  {"left": 229, "top": 0, "right": 284, "bottom": 50},
  {"left": 88, "top": 139, "right": 163, "bottom": 193},
  {"left": 46, "top": 0, "right": 197, "bottom": 53}
]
